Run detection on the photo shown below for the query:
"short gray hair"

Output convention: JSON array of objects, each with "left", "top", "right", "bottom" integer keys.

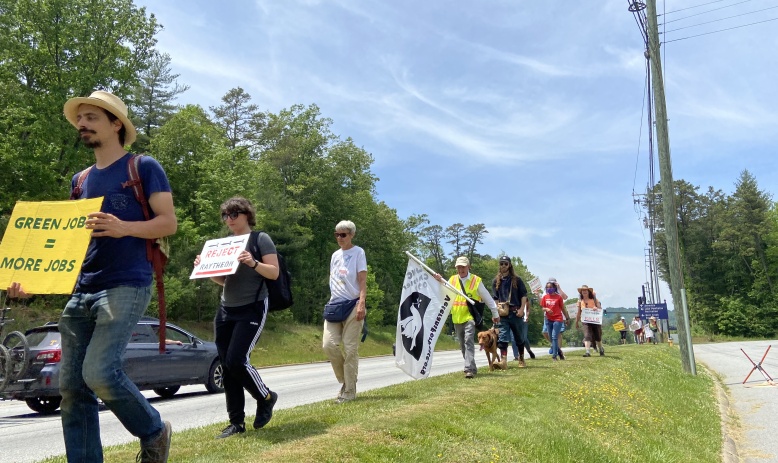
[{"left": 335, "top": 220, "right": 356, "bottom": 235}]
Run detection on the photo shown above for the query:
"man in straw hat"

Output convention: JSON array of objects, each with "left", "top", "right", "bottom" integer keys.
[
  {"left": 8, "top": 90, "right": 177, "bottom": 462},
  {"left": 433, "top": 256, "right": 499, "bottom": 378}
]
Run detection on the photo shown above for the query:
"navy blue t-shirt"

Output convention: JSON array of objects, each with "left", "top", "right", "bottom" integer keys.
[{"left": 71, "top": 153, "right": 172, "bottom": 293}]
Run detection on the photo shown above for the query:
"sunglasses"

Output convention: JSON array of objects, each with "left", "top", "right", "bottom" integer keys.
[
  {"left": 221, "top": 211, "right": 242, "bottom": 221},
  {"left": 500, "top": 262, "right": 510, "bottom": 267},
  {"left": 334, "top": 232, "right": 349, "bottom": 238}
]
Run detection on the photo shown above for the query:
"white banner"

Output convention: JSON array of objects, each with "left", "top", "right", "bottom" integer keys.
[
  {"left": 580, "top": 307, "right": 603, "bottom": 325},
  {"left": 529, "top": 277, "right": 542, "bottom": 294},
  {"left": 395, "top": 258, "right": 456, "bottom": 379},
  {"left": 190, "top": 233, "right": 250, "bottom": 279}
]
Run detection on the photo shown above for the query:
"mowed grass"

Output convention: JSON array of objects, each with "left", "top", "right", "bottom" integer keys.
[{"left": 42, "top": 345, "right": 721, "bottom": 463}]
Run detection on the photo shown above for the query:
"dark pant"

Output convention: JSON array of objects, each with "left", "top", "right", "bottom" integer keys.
[
  {"left": 497, "top": 315, "right": 525, "bottom": 358},
  {"left": 214, "top": 301, "right": 270, "bottom": 426}
]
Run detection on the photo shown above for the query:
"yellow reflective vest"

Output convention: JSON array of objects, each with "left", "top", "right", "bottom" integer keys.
[{"left": 448, "top": 274, "right": 483, "bottom": 324}]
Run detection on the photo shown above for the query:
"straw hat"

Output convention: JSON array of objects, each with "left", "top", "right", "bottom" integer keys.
[
  {"left": 63, "top": 90, "right": 136, "bottom": 145},
  {"left": 577, "top": 284, "right": 595, "bottom": 293}
]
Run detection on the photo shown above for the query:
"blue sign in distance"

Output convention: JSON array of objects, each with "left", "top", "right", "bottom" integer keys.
[{"left": 638, "top": 303, "right": 668, "bottom": 320}]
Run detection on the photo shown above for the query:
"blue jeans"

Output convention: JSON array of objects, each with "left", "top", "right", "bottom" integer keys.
[
  {"left": 59, "top": 286, "right": 163, "bottom": 463},
  {"left": 545, "top": 319, "right": 564, "bottom": 358}
]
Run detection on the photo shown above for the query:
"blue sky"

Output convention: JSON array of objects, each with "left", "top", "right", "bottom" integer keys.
[{"left": 134, "top": 0, "right": 778, "bottom": 309}]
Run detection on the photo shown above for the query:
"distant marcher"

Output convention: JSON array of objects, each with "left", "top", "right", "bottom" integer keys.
[
  {"left": 194, "top": 197, "right": 280, "bottom": 438},
  {"left": 323, "top": 220, "right": 367, "bottom": 403},
  {"left": 6, "top": 90, "right": 178, "bottom": 462},
  {"left": 492, "top": 256, "right": 529, "bottom": 368},
  {"left": 433, "top": 256, "right": 499, "bottom": 378},
  {"left": 540, "top": 280, "right": 570, "bottom": 361},
  {"left": 648, "top": 316, "right": 660, "bottom": 344},
  {"left": 629, "top": 316, "right": 643, "bottom": 344},
  {"left": 619, "top": 316, "right": 629, "bottom": 344},
  {"left": 575, "top": 285, "right": 604, "bottom": 357}
]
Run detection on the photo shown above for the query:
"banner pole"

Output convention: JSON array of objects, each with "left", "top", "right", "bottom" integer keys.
[{"left": 404, "top": 251, "right": 475, "bottom": 304}]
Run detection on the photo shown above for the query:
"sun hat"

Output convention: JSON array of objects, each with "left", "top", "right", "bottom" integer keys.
[
  {"left": 63, "top": 90, "right": 136, "bottom": 145},
  {"left": 455, "top": 256, "right": 470, "bottom": 267},
  {"left": 577, "top": 284, "right": 595, "bottom": 293}
]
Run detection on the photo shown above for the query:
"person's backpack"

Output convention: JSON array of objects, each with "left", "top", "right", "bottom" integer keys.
[
  {"left": 248, "top": 230, "right": 293, "bottom": 311},
  {"left": 71, "top": 154, "right": 169, "bottom": 353}
]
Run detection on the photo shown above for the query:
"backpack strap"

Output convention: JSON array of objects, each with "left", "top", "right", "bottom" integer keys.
[
  {"left": 122, "top": 154, "right": 168, "bottom": 353},
  {"left": 70, "top": 165, "right": 94, "bottom": 200},
  {"left": 249, "top": 231, "right": 270, "bottom": 307}
]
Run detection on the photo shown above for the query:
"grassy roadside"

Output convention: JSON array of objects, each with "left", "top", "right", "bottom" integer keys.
[{"left": 43, "top": 345, "right": 721, "bottom": 463}]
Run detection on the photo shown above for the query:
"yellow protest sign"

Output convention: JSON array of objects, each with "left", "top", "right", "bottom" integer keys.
[
  {"left": 0, "top": 199, "right": 103, "bottom": 294},
  {"left": 613, "top": 320, "right": 626, "bottom": 331}
]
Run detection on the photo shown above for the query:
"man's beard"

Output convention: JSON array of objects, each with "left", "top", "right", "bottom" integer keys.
[{"left": 80, "top": 132, "right": 101, "bottom": 149}]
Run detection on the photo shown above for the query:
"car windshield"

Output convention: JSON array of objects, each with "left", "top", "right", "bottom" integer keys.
[{"left": 25, "top": 330, "right": 61, "bottom": 348}]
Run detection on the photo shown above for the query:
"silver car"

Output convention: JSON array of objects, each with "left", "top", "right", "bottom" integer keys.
[{"left": 1, "top": 317, "right": 224, "bottom": 413}]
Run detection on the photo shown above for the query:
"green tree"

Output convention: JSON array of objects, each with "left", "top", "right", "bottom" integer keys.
[{"left": 130, "top": 52, "right": 189, "bottom": 151}]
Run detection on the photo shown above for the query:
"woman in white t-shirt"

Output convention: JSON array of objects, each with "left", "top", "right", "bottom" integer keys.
[{"left": 323, "top": 220, "right": 367, "bottom": 404}]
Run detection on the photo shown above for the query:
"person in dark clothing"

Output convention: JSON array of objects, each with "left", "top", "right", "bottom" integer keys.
[
  {"left": 492, "top": 256, "right": 529, "bottom": 368},
  {"left": 194, "top": 197, "right": 280, "bottom": 438}
]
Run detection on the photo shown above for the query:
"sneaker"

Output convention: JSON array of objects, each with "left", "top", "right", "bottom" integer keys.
[
  {"left": 253, "top": 391, "right": 278, "bottom": 429},
  {"left": 465, "top": 371, "right": 474, "bottom": 379},
  {"left": 558, "top": 350, "right": 565, "bottom": 360},
  {"left": 518, "top": 359, "right": 526, "bottom": 368},
  {"left": 216, "top": 423, "right": 245, "bottom": 439},
  {"left": 137, "top": 420, "right": 172, "bottom": 463},
  {"left": 599, "top": 347, "right": 605, "bottom": 356},
  {"left": 514, "top": 356, "right": 519, "bottom": 361},
  {"left": 583, "top": 352, "right": 591, "bottom": 357},
  {"left": 528, "top": 350, "right": 536, "bottom": 359},
  {"left": 552, "top": 356, "right": 558, "bottom": 361}
]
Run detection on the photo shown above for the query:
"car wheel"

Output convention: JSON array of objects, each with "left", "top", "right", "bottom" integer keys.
[
  {"left": 153, "top": 386, "right": 180, "bottom": 399},
  {"left": 25, "top": 396, "right": 61, "bottom": 414},
  {"left": 205, "top": 360, "right": 224, "bottom": 393}
]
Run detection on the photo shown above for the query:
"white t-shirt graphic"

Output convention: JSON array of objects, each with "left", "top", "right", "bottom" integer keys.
[{"left": 329, "top": 246, "right": 367, "bottom": 301}]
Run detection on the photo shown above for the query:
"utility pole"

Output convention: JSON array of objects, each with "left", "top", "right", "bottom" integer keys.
[{"left": 646, "top": 0, "right": 696, "bottom": 374}]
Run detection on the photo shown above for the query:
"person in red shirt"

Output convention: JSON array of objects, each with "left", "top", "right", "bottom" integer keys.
[{"left": 540, "top": 281, "right": 570, "bottom": 361}]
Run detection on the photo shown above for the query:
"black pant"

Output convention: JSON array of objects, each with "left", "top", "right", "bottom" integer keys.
[{"left": 214, "top": 301, "right": 269, "bottom": 425}]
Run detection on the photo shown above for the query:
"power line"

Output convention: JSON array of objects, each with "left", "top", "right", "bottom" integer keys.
[
  {"left": 660, "top": 0, "right": 751, "bottom": 15},
  {"left": 661, "top": 5, "right": 778, "bottom": 33},
  {"left": 661, "top": 0, "right": 755, "bottom": 24},
  {"left": 664, "top": 16, "right": 778, "bottom": 42}
]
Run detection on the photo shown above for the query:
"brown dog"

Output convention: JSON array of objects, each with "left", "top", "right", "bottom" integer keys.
[{"left": 477, "top": 327, "right": 505, "bottom": 371}]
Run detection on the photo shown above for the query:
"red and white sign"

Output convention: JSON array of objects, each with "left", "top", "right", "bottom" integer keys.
[
  {"left": 580, "top": 307, "right": 603, "bottom": 325},
  {"left": 529, "top": 277, "right": 542, "bottom": 294},
  {"left": 190, "top": 234, "right": 250, "bottom": 279}
]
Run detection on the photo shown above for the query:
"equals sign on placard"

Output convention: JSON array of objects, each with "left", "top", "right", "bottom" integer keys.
[{"left": 44, "top": 239, "right": 56, "bottom": 249}]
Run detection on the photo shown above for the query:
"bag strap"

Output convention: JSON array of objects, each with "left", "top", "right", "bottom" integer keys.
[
  {"left": 122, "top": 154, "right": 167, "bottom": 353},
  {"left": 249, "top": 231, "right": 268, "bottom": 306},
  {"left": 70, "top": 165, "right": 94, "bottom": 200}
]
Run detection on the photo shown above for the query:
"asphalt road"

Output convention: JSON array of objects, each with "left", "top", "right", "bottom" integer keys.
[
  {"left": 693, "top": 339, "right": 778, "bottom": 463},
  {"left": 0, "top": 348, "right": 485, "bottom": 463}
]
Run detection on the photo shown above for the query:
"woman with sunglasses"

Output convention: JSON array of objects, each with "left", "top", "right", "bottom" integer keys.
[
  {"left": 193, "top": 196, "right": 280, "bottom": 438},
  {"left": 323, "top": 220, "right": 367, "bottom": 403},
  {"left": 492, "top": 256, "right": 529, "bottom": 368}
]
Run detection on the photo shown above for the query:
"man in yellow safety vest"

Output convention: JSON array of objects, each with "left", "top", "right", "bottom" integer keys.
[{"left": 434, "top": 256, "right": 499, "bottom": 378}]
